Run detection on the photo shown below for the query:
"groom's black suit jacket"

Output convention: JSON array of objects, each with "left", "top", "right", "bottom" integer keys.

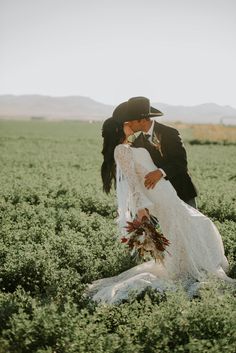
[{"left": 132, "top": 121, "right": 198, "bottom": 202}]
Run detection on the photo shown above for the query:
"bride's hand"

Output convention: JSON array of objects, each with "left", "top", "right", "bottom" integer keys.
[{"left": 137, "top": 208, "right": 150, "bottom": 222}]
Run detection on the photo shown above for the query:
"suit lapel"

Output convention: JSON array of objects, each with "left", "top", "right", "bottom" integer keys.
[
  {"left": 153, "top": 122, "right": 164, "bottom": 157},
  {"left": 153, "top": 121, "right": 162, "bottom": 136}
]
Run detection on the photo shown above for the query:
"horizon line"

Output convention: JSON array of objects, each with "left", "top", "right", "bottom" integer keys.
[{"left": 0, "top": 93, "right": 235, "bottom": 110}]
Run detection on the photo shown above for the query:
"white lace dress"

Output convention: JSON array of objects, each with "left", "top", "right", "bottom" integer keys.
[{"left": 85, "top": 144, "right": 234, "bottom": 304}]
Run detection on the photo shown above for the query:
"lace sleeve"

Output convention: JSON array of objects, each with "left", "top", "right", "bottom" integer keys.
[{"left": 114, "top": 144, "right": 153, "bottom": 212}]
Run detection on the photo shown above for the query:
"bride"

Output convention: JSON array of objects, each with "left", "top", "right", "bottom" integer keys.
[{"left": 85, "top": 117, "right": 234, "bottom": 304}]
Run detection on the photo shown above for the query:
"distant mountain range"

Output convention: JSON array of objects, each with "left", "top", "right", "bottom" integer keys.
[
  {"left": 0, "top": 95, "right": 112, "bottom": 120},
  {"left": 0, "top": 95, "right": 236, "bottom": 124}
]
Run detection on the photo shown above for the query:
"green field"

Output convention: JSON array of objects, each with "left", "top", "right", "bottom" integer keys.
[{"left": 0, "top": 121, "right": 235, "bottom": 353}]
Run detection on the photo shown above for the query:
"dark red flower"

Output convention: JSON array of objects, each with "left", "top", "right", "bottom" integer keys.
[{"left": 120, "top": 237, "right": 128, "bottom": 243}]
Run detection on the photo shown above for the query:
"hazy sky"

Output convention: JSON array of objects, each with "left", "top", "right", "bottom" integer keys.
[{"left": 1, "top": 0, "right": 236, "bottom": 107}]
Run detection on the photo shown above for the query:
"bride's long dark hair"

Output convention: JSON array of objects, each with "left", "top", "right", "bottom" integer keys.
[{"left": 101, "top": 117, "right": 125, "bottom": 194}]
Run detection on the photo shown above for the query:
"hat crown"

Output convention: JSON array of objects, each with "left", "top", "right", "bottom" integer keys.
[{"left": 127, "top": 96, "right": 151, "bottom": 118}]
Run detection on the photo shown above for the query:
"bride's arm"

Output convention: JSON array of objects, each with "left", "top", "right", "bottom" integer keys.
[{"left": 114, "top": 145, "right": 153, "bottom": 219}]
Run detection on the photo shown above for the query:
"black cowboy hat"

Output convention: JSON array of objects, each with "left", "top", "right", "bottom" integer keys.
[{"left": 112, "top": 96, "right": 163, "bottom": 122}]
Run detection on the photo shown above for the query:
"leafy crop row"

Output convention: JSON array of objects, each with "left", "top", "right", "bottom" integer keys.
[{"left": 0, "top": 121, "right": 235, "bottom": 352}]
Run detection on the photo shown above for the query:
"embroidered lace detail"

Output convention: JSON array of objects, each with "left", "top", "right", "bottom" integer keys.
[{"left": 114, "top": 144, "right": 153, "bottom": 212}]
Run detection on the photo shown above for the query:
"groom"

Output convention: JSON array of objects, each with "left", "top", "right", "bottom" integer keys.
[{"left": 112, "top": 96, "right": 198, "bottom": 208}]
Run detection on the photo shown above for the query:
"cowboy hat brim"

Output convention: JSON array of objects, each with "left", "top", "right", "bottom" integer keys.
[{"left": 146, "top": 106, "right": 163, "bottom": 117}]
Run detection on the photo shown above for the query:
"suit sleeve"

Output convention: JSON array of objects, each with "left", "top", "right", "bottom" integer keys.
[{"left": 160, "top": 129, "right": 188, "bottom": 179}]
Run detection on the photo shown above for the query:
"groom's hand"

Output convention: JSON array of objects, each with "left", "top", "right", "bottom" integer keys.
[{"left": 144, "top": 169, "right": 163, "bottom": 189}]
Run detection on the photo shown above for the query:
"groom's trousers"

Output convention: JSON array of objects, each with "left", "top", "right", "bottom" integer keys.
[{"left": 186, "top": 198, "right": 197, "bottom": 209}]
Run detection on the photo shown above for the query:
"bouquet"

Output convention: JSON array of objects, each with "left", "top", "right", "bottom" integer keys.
[{"left": 120, "top": 216, "right": 170, "bottom": 263}]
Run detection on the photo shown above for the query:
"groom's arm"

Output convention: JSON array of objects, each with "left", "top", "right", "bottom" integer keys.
[
  {"left": 159, "top": 128, "right": 188, "bottom": 179},
  {"left": 144, "top": 128, "right": 188, "bottom": 188}
]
